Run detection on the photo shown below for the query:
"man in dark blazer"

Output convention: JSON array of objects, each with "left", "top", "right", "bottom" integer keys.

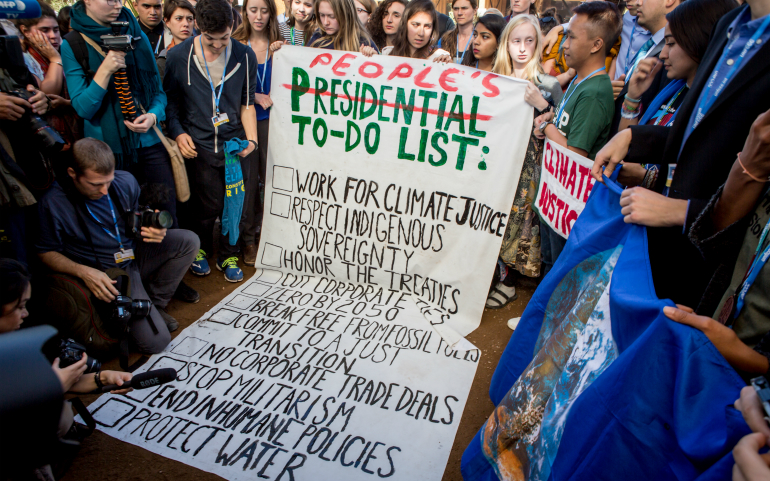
[
  {"left": 592, "top": 0, "right": 770, "bottom": 309},
  {"left": 609, "top": 0, "right": 680, "bottom": 134}
]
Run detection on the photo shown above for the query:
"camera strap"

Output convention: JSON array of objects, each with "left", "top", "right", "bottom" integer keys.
[{"left": 69, "top": 397, "right": 96, "bottom": 436}]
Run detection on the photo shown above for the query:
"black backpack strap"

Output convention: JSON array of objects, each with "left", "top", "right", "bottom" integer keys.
[{"left": 64, "top": 31, "right": 96, "bottom": 82}]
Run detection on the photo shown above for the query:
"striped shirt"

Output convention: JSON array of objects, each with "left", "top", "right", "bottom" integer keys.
[{"left": 279, "top": 21, "right": 306, "bottom": 46}]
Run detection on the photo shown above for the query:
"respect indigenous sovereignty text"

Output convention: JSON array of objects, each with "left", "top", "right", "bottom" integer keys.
[
  {"left": 534, "top": 140, "right": 597, "bottom": 239},
  {"left": 84, "top": 46, "right": 532, "bottom": 481}
]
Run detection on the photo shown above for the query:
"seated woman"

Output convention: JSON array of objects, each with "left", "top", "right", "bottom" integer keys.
[
  {"left": 617, "top": 0, "right": 738, "bottom": 190},
  {"left": 13, "top": 0, "right": 81, "bottom": 151},
  {"left": 305, "top": 0, "right": 378, "bottom": 53},
  {"left": 663, "top": 108, "right": 770, "bottom": 378},
  {"left": 380, "top": 0, "right": 450, "bottom": 61},
  {"left": 366, "top": 0, "right": 407, "bottom": 51},
  {"left": 485, "top": 14, "right": 563, "bottom": 309},
  {"left": 156, "top": 0, "right": 196, "bottom": 78},
  {"left": 461, "top": 13, "right": 505, "bottom": 72}
]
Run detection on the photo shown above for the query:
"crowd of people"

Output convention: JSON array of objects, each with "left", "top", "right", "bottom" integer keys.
[{"left": 2, "top": 0, "right": 770, "bottom": 475}]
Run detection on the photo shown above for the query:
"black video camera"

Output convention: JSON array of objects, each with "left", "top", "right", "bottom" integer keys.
[
  {"left": 125, "top": 206, "right": 173, "bottom": 238},
  {"left": 111, "top": 295, "right": 152, "bottom": 323},
  {"left": 58, "top": 338, "right": 101, "bottom": 373},
  {"left": 100, "top": 21, "right": 141, "bottom": 52}
]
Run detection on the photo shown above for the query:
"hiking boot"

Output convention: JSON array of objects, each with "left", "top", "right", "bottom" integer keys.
[
  {"left": 173, "top": 280, "right": 200, "bottom": 303},
  {"left": 243, "top": 243, "right": 258, "bottom": 266},
  {"left": 190, "top": 249, "right": 211, "bottom": 276},
  {"left": 158, "top": 308, "right": 179, "bottom": 332},
  {"left": 216, "top": 256, "right": 244, "bottom": 282}
]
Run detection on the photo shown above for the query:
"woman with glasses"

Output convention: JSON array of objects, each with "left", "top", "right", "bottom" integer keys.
[
  {"left": 60, "top": 0, "right": 178, "bottom": 223},
  {"left": 354, "top": 0, "right": 375, "bottom": 25}
]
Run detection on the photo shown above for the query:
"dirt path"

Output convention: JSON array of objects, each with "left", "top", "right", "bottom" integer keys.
[{"left": 62, "top": 267, "right": 534, "bottom": 481}]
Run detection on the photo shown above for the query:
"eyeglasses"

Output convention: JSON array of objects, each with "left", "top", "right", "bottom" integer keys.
[
  {"left": 104, "top": 0, "right": 123, "bottom": 6},
  {"left": 356, "top": 7, "right": 369, "bottom": 13}
]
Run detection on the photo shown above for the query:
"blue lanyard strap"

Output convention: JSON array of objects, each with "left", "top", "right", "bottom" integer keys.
[
  {"left": 248, "top": 40, "right": 269, "bottom": 94},
  {"left": 85, "top": 195, "right": 123, "bottom": 249},
  {"left": 555, "top": 67, "right": 605, "bottom": 125},
  {"left": 652, "top": 84, "right": 686, "bottom": 126},
  {"left": 694, "top": 13, "right": 770, "bottom": 128},
  {"left": 457, "top": 30, "right": 473, "bottom": 61},
  {"left": 624, "top": 21, "right": 638, "bottom": 69},
  {"left": 735, "top": 217, "right": 770, "bottom": 316},
  {"left": 199, "top": 36, "right": 228, "bottom": 115}
]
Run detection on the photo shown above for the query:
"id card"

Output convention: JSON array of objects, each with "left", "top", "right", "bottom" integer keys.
[
  {"left": 212, "top": 113, "right": 229, "bottom": 127},
  {"left": 114, "top": 249, "right": 135, "bottom": 263}
]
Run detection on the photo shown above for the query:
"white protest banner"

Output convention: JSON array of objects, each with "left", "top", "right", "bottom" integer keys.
[
  {"left": 84, "top": 46, "right": 532, "bottom": 481},
  {"left": 534, "top": 139, "right": 597, "bottom": 239}
]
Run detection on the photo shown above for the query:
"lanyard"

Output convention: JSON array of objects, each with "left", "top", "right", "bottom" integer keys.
[
  {"left": 624, "top": 21, "right": 637, "bottom": 71},
  {"left": 291, "top": 27, "right": 296, "bottom": 46},
  {"left": 694, "top": 13, "right": 770, "bottom": 129},
  {"left": 652, "top": 84, "right": 686, "bottom": 126},
  {"left": 456, "top": 31, "right": 473, "bottom": 63},
  {"left": 735, "top": 217, "right": 770, "bottom": 316},
  {"left": 85, "top": 195, "right": 123, "bottom": 250},
  {"left": 555, "top": 67, "right": 605, "bottom": 125},
  {"left": 248, "top": 40, "right": 269, "bottom": 94},
  {"left": 154, "top": 35, "right": 162, "bottom": 55},
  {"left": 199, "top": 36, "right": 228, "bottom": 115}
]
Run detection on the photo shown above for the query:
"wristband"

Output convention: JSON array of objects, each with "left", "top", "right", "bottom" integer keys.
[
  {"left": 249, "top": 140, "right": 258, "bottom": 149},
  {"left": 737, "top": 152, "right": 770, "bottom": 183},
  {"left": 624, "top": 94, "right": 642, "bottom": 103},
  {"left": 94, "top": 371, "right": 104, "bottom": 390}
]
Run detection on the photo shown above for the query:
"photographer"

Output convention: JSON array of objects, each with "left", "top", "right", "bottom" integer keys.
[
  {"left": 36, "top": 138, "right": 200, "bottom": 352},
  {"left": 61, "top": 0, "right": 178, "bottom": 223},
  {"left": 1, "top": 257, "right": 132, "bottom": 480}
]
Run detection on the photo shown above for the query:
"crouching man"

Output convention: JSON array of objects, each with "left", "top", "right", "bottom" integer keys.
[{"left": 37, "top": 138, "right": 199, "bottom": 353}]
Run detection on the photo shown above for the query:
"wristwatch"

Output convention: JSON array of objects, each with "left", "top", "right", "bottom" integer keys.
[{"left": 538, "top": 121, "right": 550, "bottom": 133}]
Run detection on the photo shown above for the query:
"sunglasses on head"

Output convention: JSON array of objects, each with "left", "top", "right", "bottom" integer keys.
[{"left": 540, "top": 15, "right": 554, "bottom": 22}]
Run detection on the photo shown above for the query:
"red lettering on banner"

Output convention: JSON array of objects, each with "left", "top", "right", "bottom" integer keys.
[
  {"left": 558, "top": 151, "right": 568, "bottom": 185},
  {"left": 555, "top": 198, "right": 566, "bottom": 232},
  {"left": 439, "top": 68, "right": 460, "bottom": 92},
  {"left": 565, "top": 210, "right": 579, "bottom": 235},
  {"left": 309, "top": 53, "right": 333, "bottom": 68},
  {"left": 576, "top": 164, "right": 590, "bottom": 199},
  {"left": 481, "top": 73, "right": 501, "bottom": 97},
  {"left": 331, "top": 53, "right": 356, "bottom": 76},
  {"left": 387, "top": 63, "right": 413, "bottom": 80},
  {"left": 566, "top": 160, "right": 577, "bottom": 196},
  {"left": 544, "top": 142, "right": 554, "bottom": 175},
  {"left": 559, "top": 199, "right": 569, "bottom": 235},
  {"left": 538, "top": 181, "right": 550, "bottom": 213},
  {"left": 548, "top": 191, "right": 557, "bottom": 222},
  {"left": 359, "top": 61, "right": 384, "bottom": 78},
  {"left": 414, "top": 67, "right": 436, "bottom": 88}
]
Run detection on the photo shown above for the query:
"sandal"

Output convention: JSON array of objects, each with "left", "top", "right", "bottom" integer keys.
[{"left": 485, "top": 283, "right": 518, "bottom": 309}]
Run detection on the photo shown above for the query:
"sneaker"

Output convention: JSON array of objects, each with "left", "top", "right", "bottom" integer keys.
[
  {"left": 190, "top": 249, "right": 211, "bottom": 276},
  {"left": 243, "top": 243, "right": 258, "bottom": 266},
  {"left": 157, "top": 308, "right": 179, "bottom": 332},
  {"left": 217, "top": 256, "right": 244, "bottom": 282},
  {"left": 173, "top": 280, "right": 200, "bottom": 303}
]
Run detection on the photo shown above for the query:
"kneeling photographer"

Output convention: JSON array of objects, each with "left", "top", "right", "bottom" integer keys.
[
  {"left": 0, "top": 258, "right": 132, "bottom": 479},
  {"left": 36, "top": 138, "right": 199, "bottom": 359}
]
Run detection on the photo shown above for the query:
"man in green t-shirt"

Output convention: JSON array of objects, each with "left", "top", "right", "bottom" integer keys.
[{"left": 534, "top": 0, "right": 621, "bottom": 273}]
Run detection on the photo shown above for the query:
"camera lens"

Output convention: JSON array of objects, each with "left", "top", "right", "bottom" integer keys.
[
  {"left": 85, "top": 357, "right": 102, "bottom": 374},
  {"left": 131, "top": 299, "right": 152, "bottom": 319},
  {"left": 142, "top": 210, "right": 173, "bottom": 229}
]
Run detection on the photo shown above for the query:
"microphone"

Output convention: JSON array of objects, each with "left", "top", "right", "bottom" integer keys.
[
  {"left": 101, "top": 368, "right": 177, "bottom": 393},
  {"left": 0, "top": 0, "right": 42, "bottom": 20}
]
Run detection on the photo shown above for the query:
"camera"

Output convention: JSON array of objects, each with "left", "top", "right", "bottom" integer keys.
[
  {"left": 3, "top": 89, "right": 66, "bottom": 154},
  {"left": 58, "top": 338, "right": 101, "bottom": 373},
  {"left": 112, "top": 295, "right": 152, "bottom": 323},
  {"left": 100, "top": 21, "right": 141, "bottom": 52},
  {"left": 125, "top": 206, "right": 174, "bottom": 238}
]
